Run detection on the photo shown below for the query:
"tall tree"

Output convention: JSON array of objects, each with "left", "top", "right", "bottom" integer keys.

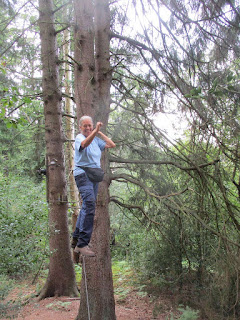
[
  {"left": 107, "top": 0, "right": 240, "bottom": 316},
  {"left": 73, "top": 0, "right": 116, "bottom": 318},
  {"left": 38, "top": 0, "right": 78, "bottom": 299},
  {"left": 63, "top": 24, "right": 80, "bottom": 263}
]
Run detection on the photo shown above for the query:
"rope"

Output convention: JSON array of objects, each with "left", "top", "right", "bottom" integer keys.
[{"left": 82, "top": 256, "right": 91, "bottom": 320}]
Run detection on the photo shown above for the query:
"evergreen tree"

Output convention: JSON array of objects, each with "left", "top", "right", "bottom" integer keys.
[{"left": 38, "top": 0, "right": 78, "bottom": 299}]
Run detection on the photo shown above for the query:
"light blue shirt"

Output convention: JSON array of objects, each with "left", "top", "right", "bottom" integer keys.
[{"left": 73, "top": 133, "right": 106, "bottom": 176}]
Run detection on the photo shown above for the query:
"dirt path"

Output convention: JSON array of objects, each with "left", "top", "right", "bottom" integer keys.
[
  {"left": 2, "top": 286, "right": 175, "bottom": 320},
  {"left": 6, "top": 295, "right": 155, "bottom": 320}
]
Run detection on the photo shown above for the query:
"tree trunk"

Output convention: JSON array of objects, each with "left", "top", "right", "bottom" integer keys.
[
  {"left": 93, "top": 0, "right": 112, "bottom": 126},
  {"left": 74, "top": 0, "right": 116, "bottom": 319},
  {"left": 74, "top": 0, "right": 96, "bottom": 120},
  {"left": 38, "top": 0, "right": 78, "bottom": 299},
  {"left": 63, "top": 26, "right": 80, "bottom": 264},
  {"left": 77, "top": 168, "right": 115, "bottom": 320}
]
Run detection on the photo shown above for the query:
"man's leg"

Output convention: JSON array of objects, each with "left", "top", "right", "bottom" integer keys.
[
  {"left": 74, "top": 185, "right": 96, "bottom": 256},
  {"left": 72, "top": 173, "right": 89, "bottom": 248},
  {"left": 73, "top": 173, "right": 100, "bottom": 256},
  {"left": 71, "top": 202, "right": 86, "bottom": 248},
  {"left": 77, "top": 188, "right": 96, "bottom": 248},
  {"left": 75, "top": 174, "right": 98, "bottom": 247}
]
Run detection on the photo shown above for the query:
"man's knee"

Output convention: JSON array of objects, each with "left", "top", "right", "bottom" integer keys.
[
  {"left": 85, "top": 200, "right": 96, "bottom": 212},
  {"left": 81, "top": 188, "right": 95, "bottom": 202}
]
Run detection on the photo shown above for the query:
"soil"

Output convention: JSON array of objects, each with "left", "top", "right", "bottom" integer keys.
[{"left": 2, "top": 284, "right": 177, "bottom": 320}]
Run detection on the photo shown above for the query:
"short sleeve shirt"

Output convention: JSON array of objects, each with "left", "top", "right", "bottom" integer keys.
[{"left": 73, "top": 133, "right": 106, "bottom": 176}]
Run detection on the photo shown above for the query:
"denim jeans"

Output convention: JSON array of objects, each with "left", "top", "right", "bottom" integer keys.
[{"left": 73, "top": 173, "right": 99, "bottom": 248}]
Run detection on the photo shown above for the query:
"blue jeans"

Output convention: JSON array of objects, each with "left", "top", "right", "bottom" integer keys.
[{"left": 73, "top": 173, "right": 99, "bottom": 248}]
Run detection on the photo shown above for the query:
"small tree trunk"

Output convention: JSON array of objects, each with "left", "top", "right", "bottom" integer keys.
[
  {"left": 63, "top": 27, "right": 79, "bottom": 230},
  {"left": 38, "top": 0, "right": 78, "bottom": 299},
  {"left": 63, "top": 26, "right": 80, "bottom": 263}
]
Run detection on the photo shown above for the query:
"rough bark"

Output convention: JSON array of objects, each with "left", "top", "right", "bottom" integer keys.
[
  {"left": 93, "top": 0, "right": 112, "bottom": 126},
  {"left": 77, "top": 170, "right": 116, "bottom": 320},
  {"left": 74, "top": 0, "right": 116, "bottom": 319},
  {"left": 38, "top": 0, "right": 78, "bottom": 299},
  {"left": 73, "top": 0, "right": 96, "bottom": 120}
]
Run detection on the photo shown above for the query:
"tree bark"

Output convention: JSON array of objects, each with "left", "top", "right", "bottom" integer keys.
[
  {"left": 73, "top": 0, "right": 96, "bottom": 120},
  {"left": 63, "top": 26, "right": 80, "bottom": 264},
  {"left": 74, "top": 0, "right": 116, "bottom": 319},
  {"left": 93, "top": 0, "right": 112, "bottom": 126},
  {"left": 38, "top": 0, "right": 78, "bottom": 299}
]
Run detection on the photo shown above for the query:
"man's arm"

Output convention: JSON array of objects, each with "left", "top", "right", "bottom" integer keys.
[
  {"left": 98, "top": 131, "right": 116, "bottom": 149},
  {"left": 81, "top": 122, "right": 102, "bottom": 149}
]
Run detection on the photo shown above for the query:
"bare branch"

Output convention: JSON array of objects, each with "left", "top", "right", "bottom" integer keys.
[
  {"left": 110, "top": 196, "right": 161, "bottom": 225},
  {"left": 66, "top": 54, "right": 82, "bottom": 68},
  {"left": 62, "top": 92, "right": 75, "bottom": 102},
  {"left": 0, "top": 21, "right": 37, "bottom": 57},
  {"left": 109, "top": 155, "right": 220, "bottom": 171},
  {"left": 55, "top": 25, "right": 70, "bottom": 35},
  {"left": 52, "top": 1, "right": 72, "bottom": 14},
  {"left": 62, "top": 112, "right": 76, "bottom": 119},
  {"left": 110, "top": 31, "right": 161, "bottom": 57},
  {"left": 110, "top": 173, "right": 188, "bottom": 200},
  {"left": 171, "top": 200, "right": 240, "bottom": 248}
]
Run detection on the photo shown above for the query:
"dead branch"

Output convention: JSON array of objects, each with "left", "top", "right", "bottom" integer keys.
[
  {"left": 110, "top": 172, "right": 188, "bottom": 200},
  {"left": 110, "top": 196, "right": 161, "bottom": 225},
  {"left": 109, "top": 155, "right": 220, "bottom": 171}
]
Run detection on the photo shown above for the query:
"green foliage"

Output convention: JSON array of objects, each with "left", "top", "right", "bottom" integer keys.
[
  {"left": 0, "top": 173, "right": 49, "bottom": 276},
  {"left": 171, "top": 306, "right": 200, "bottom": 320},
  {"left": 74, "top": 264, "right": 82, "bottom": 287},
  {"left": 109, "top": 104, "right": 240, "bottom": 318},
  {"left": 0, "top": 116, "right": 45, "bottom": 178},
  {"left": 0, "top": 274, "right": 15, "bottom": 300},
  {"left": 112, "top": 260, "right": 146, "bottom": 302},
  {"left": 0, "top": 275, "right": 35, "bottom": 319},
  {"left": 0, "top": 0, "right": 239, "bottom": 318}
]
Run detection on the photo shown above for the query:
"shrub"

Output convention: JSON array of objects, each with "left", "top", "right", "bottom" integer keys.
[
  {"left": 0, "top": 174, "right": 49, "bottom": 277},
  {"left": 177, "top": 306, "right": 200, "bottom": 320}
]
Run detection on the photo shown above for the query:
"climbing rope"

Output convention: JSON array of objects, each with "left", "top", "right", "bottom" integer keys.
[{"left": 82, "top": 256, "right": 91, "bottom": 320}]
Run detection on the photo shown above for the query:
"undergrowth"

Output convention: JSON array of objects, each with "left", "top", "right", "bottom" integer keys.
[{"left": 0, "top": 174, "right": 49, "bottom": 277}]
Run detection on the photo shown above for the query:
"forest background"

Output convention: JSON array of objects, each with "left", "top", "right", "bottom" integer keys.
[{"left": 0, "top": 0, "right": 239, "bottom": 319}]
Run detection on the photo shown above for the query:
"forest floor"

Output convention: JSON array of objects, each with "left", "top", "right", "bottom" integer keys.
[
  {"left": 2, "top": 287, "right": 178, "bottom": 320},
  {"left": 1, "top": 261, "right": 199, "bottom": 320}
]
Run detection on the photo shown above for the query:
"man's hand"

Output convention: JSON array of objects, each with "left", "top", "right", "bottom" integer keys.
[
  {"left": 95, "top": 122, "right": 103, "bottom": 132},
  {"left": 81, "top": 122, "right": 103, "bottom": 149},
  {"left": 81, "top": 121, "right": 115, "bottom": 149}
]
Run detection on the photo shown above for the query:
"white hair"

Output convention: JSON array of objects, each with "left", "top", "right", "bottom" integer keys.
[{"left": 79, "top": 115, "right": 93, "bottom": 127}]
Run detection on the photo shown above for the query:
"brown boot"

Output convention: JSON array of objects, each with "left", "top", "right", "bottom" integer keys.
[{"left": 74, "top": 245, "right": 95, "bottom": 257}]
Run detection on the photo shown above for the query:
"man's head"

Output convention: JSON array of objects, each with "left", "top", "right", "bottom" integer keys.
[{"left": 79, "top": 115, "right": 93, "bottom": 137}]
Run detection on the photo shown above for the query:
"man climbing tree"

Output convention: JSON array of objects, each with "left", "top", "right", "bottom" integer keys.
[
  {"left": 73, "top": 0, "right": 116, "bottom": 319},
  {"left": 72, "top": 116, "right": 115, "bottom": 257}
]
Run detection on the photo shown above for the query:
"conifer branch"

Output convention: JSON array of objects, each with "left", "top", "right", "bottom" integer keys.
[{"left": 109, "top": 156, "right": 220, "bottom": 171}]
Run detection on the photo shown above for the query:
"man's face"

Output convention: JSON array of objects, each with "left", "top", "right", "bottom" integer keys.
[{"left": 80, "top": 119, "right": 93, "bottom": 137}]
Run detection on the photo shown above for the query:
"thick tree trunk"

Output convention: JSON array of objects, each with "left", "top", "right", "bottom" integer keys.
[
  {"left": 74, "top": 0, "right": 116, "bottom": 319},
  {"left": 77, "top": 155, "right": 116, "bottom": 320},
  {"left": 74, "top": 0, "right": 96, "bottom": 120},
  {"left": 38, "top": 0, "right": 78, "bottom": 299},
  {"left": 94, "top": 0, "right": 112, "bottom": 126}
]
